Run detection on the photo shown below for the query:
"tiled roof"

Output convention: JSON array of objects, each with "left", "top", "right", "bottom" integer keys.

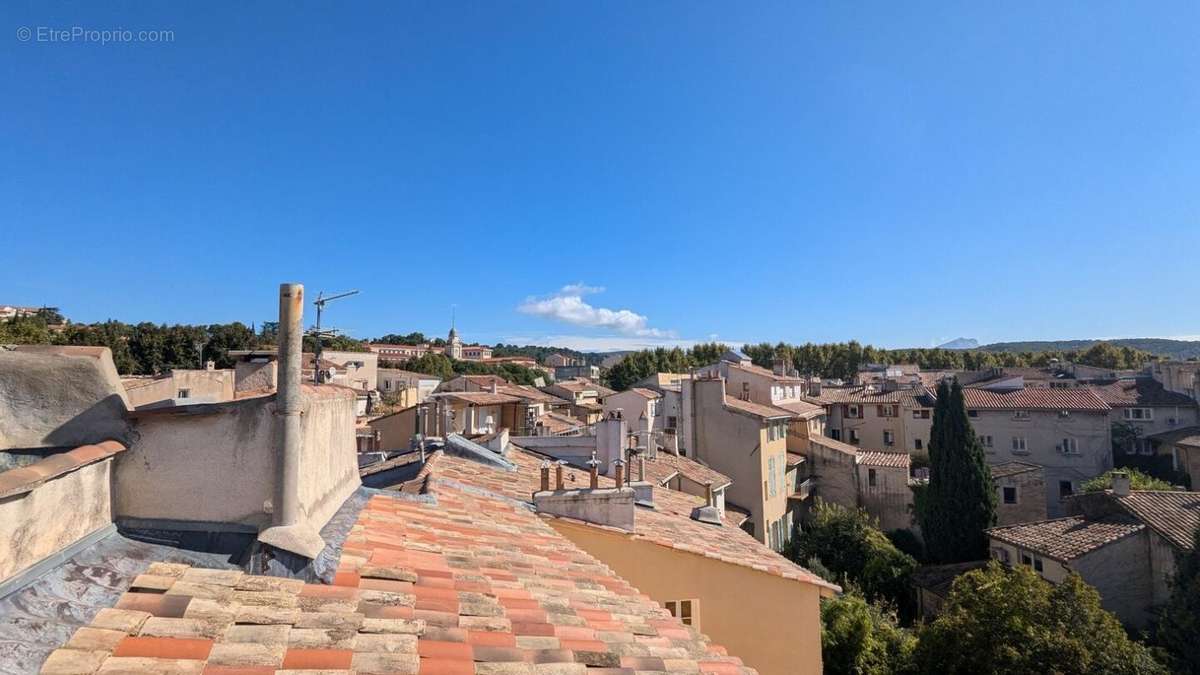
[
  {"left": 549, "top": 379, "right": 613, "bottom": 396},
  {"left": 961, "top": 387, "right": 1110, "bottom": 412},
  {"left": 359, "top": 451, "right": 425, "bottom": 478},
  {"left": 437, "top": 391, "right": 522, "bottom": 406},
  {"left": 424, "top": 446, "right": 838, "bottom": 591},
  {"left": 728, "top": 362, "right": 805, "bottom": 384},
  {"left": 1147, "top": 426, "right": 1200, "bottom": 448},
  {"left": 856, "top": 451, "right": 910, "bottom": 469},
  {"left": 1116, "top": 491, "right": 1200, "bottom": 551},
  {"left": 722, "top": 396, "right": 793, "bottom": 420},
  {"left": 990, "top": 461, "right": 1042, "bottom": 479},
  {"left": 625, "top": 388, "right": 662, "bottom": 400},
  {"left": 785, "top": 452, "right": 806, "bottom": 468},
  {"left": 498, "top": 384, "right": 569, "bottom": 405},
  {"left": 987, "top": 516, "right": 1144, "bottom": 562},
  {"left": 640, "top": 452, "right": 732, "bottom": 489},
  {"left": 775, "top": 400, "right": 825, "bottom": 419},
  {"left": 809, "top": 435, "right": 860, "bottom": 457},
  {"left": 46, "top": 488, "right": 756, "bottom": 674},
  {"left": 535, "top": 411, "right": 585, "bottom": 434},
  {"left": 805, "top": 386, "right": 934, "bottom": 407},
  {"left": 1092, "top": 379, "right": 1198, "bottom": 407},
  {"left": 0, "top": 440, "right": 126, "bottom": 499}
]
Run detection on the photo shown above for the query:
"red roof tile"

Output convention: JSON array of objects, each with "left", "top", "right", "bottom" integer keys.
[{"left": 962, "top": 387, "right": 1110, "bottom": 412}]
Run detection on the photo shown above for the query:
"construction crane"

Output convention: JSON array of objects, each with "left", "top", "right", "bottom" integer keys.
[{"left": 308, "top": 289, "right": 359, "bottom": 383}]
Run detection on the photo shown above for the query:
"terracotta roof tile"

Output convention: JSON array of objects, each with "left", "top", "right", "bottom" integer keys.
[
  {"left": 639, "top": 452, "right": 731, "bottom": 489},
  {"left": 1092, "top": 379, "right": 1198, "bottom": 407},
  {"left": 856, "top": 451, "right": 910, "bottom": 469},
  {"left": 722, "top": 396, "right": 793, "bottom": 420},
  {"left": 50, "top": 486, "right": 757, "bottom": 673},
  {"left": 1116, "top": 490, "right": 1200, "bottom": 551},
  {"left": 962, "top": 387, "right": 1110, "bottom": 412},
  {"left": 987, "top": 516, "right": 1144, "bottom": 562},
  {"left": 0, "top": 440, "right": 126, "bottom": 499}
]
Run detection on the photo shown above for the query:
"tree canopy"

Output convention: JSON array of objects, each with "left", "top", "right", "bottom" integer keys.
[
  {"left": 1082, "top": 468, "right": 1175, "bottom": 493},
  {"left": 821, "top": 592, "right": 916, "bottom": 675},
  {"left": 602, "top": 343, "right": 727, "bottom": 390},
  {"left": 790, "top": 500, "right": 917, "bottom": 611},
  {"left": 914, "top": 563, "right": 1167, "bottom": 674},
  {"left": 919, "top": 380, "right": 996, "bottom": 564}
]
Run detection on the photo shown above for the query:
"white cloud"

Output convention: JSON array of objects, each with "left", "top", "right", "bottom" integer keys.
[
  {"left": 501, "top": 334, "right": 701, "bottom": 353},
  {"left": 517, "top": 284, "right": 675, "bottom": 338}
]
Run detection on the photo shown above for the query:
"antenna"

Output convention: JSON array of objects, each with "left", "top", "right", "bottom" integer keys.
[{"left": 309, "top": 289, "right": 360, "bottom": 383}]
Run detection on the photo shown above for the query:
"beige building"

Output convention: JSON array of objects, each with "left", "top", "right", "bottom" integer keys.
[
  {"left": 1093, "top": 378, "right": 1200, "bottom": 455},
  {"left": 987, "top": 477, "right": 1200, "bottom": 628},
  {"left": 1152, "top": 360, "right": 1200, "bottom": 401},
  {"left": 121, "top": 365, "right": 235, "bottom": 408},
  {"left": 377, "top": 368, "right": 441, "bottom": 407},
  {"left": 963, "top": 384, "right": 1112, "bottom": 517},
  {"left": 542, "top": 377, "right": 612, "bottom": 424},
  {"left": 683, "top": 374, "right": 795, "bottom": 549},
  {"left": 1149, "top": 426, "right": 1200, "bottom": 485},
  {"left": 991, "top": 461, "right": 1047, "bottom": 525},
  {"left": 797, "top": 437, "right": 914, "bottom": 532},
  {"left": 603, "top": 387, "right": 663, "bottom": 443},
  {"left": 806, "top": 384, "right": 936, "bottom": 453}
]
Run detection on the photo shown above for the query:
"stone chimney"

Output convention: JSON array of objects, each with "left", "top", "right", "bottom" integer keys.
[
  {"left": 1111, "top": 471, "right": 1131, "bottom": 497},
  {"left": 533, "top": 485, "right": 636, "bottom": 531},
  {"left": 594, "top": 412, "right": 626, "bottom": 475},
  {"left": 772, "top": 356, "right": 788, "bottom": 377},
  {"left": 808, "top": 377, "right": 822, "bottom": 397}
]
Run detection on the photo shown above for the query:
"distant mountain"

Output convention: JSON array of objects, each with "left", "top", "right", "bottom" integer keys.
[
  {"left": 937, "top": 337, "right": 979, "bottom": 350},
  {"left": 979, "top": 338, "right": 1200, "bottom": 360}
]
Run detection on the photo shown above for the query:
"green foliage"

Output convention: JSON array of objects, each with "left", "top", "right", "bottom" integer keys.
[
  {"left": 886, "top": 529, "right": 925, "bottom": 563},
  {"left": 920, "top": 381, "right": 996, "bottom": 564},
  {"left": 387, "top": 353, "right": 547, "bottom": 386},
  {"left": 1082, "top": 468, "right": 1175, "bottom": 493},
  {"left": 0, "top": 314, "right": 54, "bottom": 345},
  {"left": 791, "top": 500, "right": 917, "bottom": 610},
  {"left": 374, "top": 332, "right": 429, "bottom": 345},
  {"left": 1158, "top": 527, "right": 1200, "bottom": 674},
  {"left": 737, "top": 340, "right": 1158, "bottom": 382},
  {"left": 915, "top": 562, "right": 1167, "bottom": 675},
  {"left": 821, "top": 592, "right": 916, "bottom": 675},
  {"left": 489, "top": 343, "right": 597, "bottom": 365},
  {"left": 603, "top": 343, "right": 728, "bottom": 390}
]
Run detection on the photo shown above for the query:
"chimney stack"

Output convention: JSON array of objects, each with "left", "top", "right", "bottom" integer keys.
[
  {"left": 258, "top": 283, "right": 326, "bottom": 561},
  {"left": 540, "top": 460, "right": 551, "bottom": 492},
  {"left": 1112, "top": 471, "right": 1131, "bottom": 497}
]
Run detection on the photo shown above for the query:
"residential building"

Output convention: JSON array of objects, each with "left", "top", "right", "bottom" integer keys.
[
  {"left": 796, "top": 436, "right": 914, "bottom": 532},
  {"left": 963, "top": 384, "right": 1113, "bottom": 516},
  {"left": 367, "top": 325, "right": 494, "bottom": 363},
  {"left": 1148, "top": 426, "right": 1200, "bottom": 485},
  {"left": 227, "top": 347, "right": 378, "bottom": 392},
  {"left": 1093, "top": 378, "right": 1200, "bottom": 456},
  {"left": 987, "top": 475, "right": 1200, "bottom": 628},
  {"left": 0, "top": 304, "right": 40, "bottom": 320},
  {"left": 1152, "top": 360, "right": 1200, "bottom": 401},
  {"left": 603, "top": 387, "right": 663, "bottom": 444},
  {"left": 377, "top": 368, "right": 441, "bottom": 407},
  {"left": 542, "top": 377, "right": 613, "bottom": 424},
  {"left": 555, "top": 363, "right": 600, "bottom": 380},
  {"left": 545, "top": 352, "right": 580, "bottom": 368},
  {"left": 682, "top": 373, "right": 795, "bottom": 549},
  {"left": 806, "top": 384, "right": 936, "bottom": 453},
  {"left": 121, "top": 364, "right": 235, "bottom": 408},
  {"left": 991, "top": 461, "right": 1047, "bottom": 525}
]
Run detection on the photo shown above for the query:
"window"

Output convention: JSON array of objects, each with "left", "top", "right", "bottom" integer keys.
[
  {"left": 1124, "top": 408, "right": 1154, "bottom": 421},
  {"left": 913, "top": 409, "right": 931, "bottom": 419},
  {"left": 1003, "top": 486, "right": 1017, "bottom": 504},
  {"left": 992, "top": 548, "right": 1010, "bottom": 563},
  {"left": 1011, "top": 437, "right": 1027, "bottom": 453},
  {"left": 914, "top": 439, "right": 923, "bottom": 450},
  {"left": 878, "top": 405, "right": 897, "bottom": 418},
  {"left": 883, "top": 430, "right": 895, "bottom": 446},
  {"left": 383, "top": 380, "right": 392, "bottom": 391},
  {"left": 1059, "top": 480, "right": 1074, "bottom": 500},
  {"left": 1060, "top": 437, "right": 1078, "bottom": 454},
  {"left": 849, "top": 429, "right": 860, "bottom": 445},
  {"left": 1014, "top": 410, "right": 1031, "bottom": 420},
  {"left": 767, "top": 456, "right": 778, "bottom": 498},
  {"left": 177, "top": 389, "right": 190, "bottom": 398},
  {"left": 968, "top": 410, "right": 979, "bottom": 418},
  {"left": 664, "top": 599, "right": 699, "bottom": 627},
  {"left": 666, "top": 416, "right": 677, "bottom": 429},
  {"left": 1033, "top": 558, "right": 1044, "bottom": 572},
  {"left": 830, "top": 429, "right": 841, "bottom": 441},
  {"left": 847, "top": 404, "right": 861, "bottom": 419},
  {"left": 1021, "top": 553, "right": 1033, "bottom": 566},
  {"left": 868, "top": 468, "right": 877, "bottom": 487},
  {"left": 980, "top": 435, "right": 994, "bottom": 448}
]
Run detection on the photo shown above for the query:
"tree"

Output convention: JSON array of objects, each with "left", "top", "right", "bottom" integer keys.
[
  {"left": 821, "top": 592, "right": 916, "bottom": 675},
  {"left": 791, "top": 500, "right": 916, "bottom": 610},
  {"left": 915, "top": 562, "right": 1167, "bottom": 674},
  {"left": 1158, "top": 526, "right": 1200, "bottom": 673},
  {"left": 396, "top": 353, "right": 455, "bottom": 380},
  {"left": 1081, "top": 468, "right": 1174, "bottom": 493},
  {"left": 919, "top": 380, "right": 996, "bottom": 563}
]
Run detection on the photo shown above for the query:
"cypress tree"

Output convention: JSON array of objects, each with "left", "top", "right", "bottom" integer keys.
[{"left": 920, "top": 380, "right": 996, "bottom": 563}]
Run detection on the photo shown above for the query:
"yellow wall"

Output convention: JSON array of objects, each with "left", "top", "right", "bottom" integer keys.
[{"left": 549, "top": 519, "right": 824, "bottom": 675}]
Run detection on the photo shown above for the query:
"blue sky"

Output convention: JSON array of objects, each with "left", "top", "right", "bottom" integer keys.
[{"left": 3, "top": 2, "right": 1198, "bottom": 351}]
